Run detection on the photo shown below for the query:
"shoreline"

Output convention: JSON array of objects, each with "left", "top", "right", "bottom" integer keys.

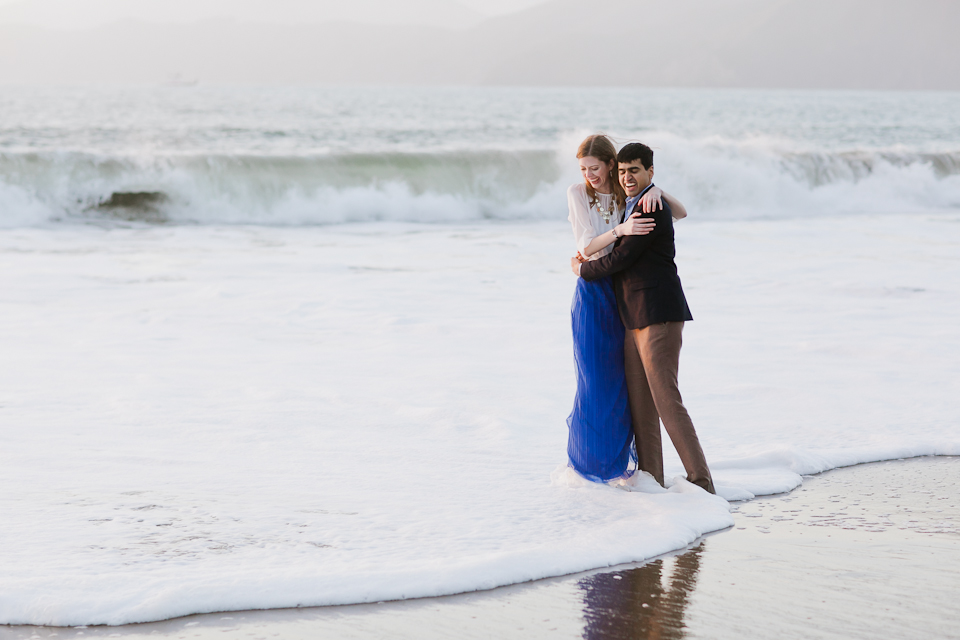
[{"left": 3, "top": 455, "right": 958, "bottom": 639}]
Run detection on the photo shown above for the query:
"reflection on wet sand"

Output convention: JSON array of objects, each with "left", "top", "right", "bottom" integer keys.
[{"left": 580, "top": 544, "right": 703, "bottom": 639}]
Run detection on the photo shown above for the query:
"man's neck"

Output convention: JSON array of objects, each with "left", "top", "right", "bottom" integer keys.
[{"left": 622, "top": 183, "right": 654, "bottom": 223}]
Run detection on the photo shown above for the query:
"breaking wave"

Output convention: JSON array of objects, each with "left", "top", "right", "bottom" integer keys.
[{"left": 2, "top": 137, "right": 959, "bottom": 227}]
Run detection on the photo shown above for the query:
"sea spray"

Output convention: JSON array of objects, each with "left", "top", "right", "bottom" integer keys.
[{"left": 1, "top": 143, "right": 959, "bottom": 227}]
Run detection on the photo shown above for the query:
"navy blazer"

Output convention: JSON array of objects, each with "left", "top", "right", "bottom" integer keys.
[{"left": 579, "top": 198, "right": 693, "bottom": 330}]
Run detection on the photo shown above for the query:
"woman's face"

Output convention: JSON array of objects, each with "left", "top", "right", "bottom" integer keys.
[{"left": 579, "top": 156, "right": 613, "bottom": 192}]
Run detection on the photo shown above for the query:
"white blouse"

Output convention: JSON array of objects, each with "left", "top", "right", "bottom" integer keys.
[{"left": 567, "top": 182, "right": 620, "bottom": 259}]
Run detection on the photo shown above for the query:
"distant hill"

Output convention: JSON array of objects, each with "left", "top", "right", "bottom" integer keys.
[{"left": 1, "top": 0, "right": 957, "bottom": 89}]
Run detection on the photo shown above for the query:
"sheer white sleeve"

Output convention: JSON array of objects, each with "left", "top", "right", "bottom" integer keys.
[{"left": 567, "top": 184, "right": 596, "bottom": 255}]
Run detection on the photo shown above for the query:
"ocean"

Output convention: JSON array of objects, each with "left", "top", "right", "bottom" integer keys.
[
  {"left": 1, "top": 86, "right": 958, "bottom": 626},
  {"left": 3, "top": 86, "right": 960, "bottom": 226}
]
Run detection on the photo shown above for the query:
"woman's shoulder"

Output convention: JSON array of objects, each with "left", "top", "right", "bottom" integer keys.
[{"left": 567, "top": 182, "right": 588, "bottom": 201}]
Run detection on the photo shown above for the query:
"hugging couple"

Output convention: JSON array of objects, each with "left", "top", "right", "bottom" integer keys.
[{"left": 566, "top": 134, "right": 714, "bottom": 494}]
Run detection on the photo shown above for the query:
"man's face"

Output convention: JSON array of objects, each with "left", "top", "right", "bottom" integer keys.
[{"left": 619, "top": 160, "right": 654, "bottom": 197}]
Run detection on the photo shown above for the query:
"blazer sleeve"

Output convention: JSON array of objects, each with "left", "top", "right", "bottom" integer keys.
[{"left": 579, "top": 203, "right": 671, "bottom": 281}]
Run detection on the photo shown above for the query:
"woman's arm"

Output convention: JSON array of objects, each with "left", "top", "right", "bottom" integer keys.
[
  {"left": 581, "top": 215, "right": 655, "bottom": 257},
  {"left": 639, "top": 187, "right": 688, "bottom": 220},
  {"left": 664, "top": 191, "right": 688, "bottom": 220},
  {"left": 568, "top": 184, "right": 655, "bottom": 258}
]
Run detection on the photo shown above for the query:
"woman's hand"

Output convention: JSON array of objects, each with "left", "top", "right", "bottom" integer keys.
[
  {"left": 616, "top": 214, "right": 656, "bottom": 237},
  {"left": 575, "top": 251, "right": 588, "bottom": 263},
  {"left": 639, "top": 186, "right": 664, "bottom": 213}
]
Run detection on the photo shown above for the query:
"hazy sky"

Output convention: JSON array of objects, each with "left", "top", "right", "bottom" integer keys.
[
  {"left": 1, "top": 0, "right": 956, "bottom": 89},
  {"left": 0, "top": 0, "right": 551, "bottom": 29},
  {"left": 0, "top": 0, "right": 549, "bottom": 12}
]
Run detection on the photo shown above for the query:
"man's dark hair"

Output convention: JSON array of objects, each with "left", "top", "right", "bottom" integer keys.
[{"left": 617, "top": 143, "right": 654, "bottom": 170}]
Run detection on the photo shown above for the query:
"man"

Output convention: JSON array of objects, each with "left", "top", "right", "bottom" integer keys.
[{"left": 570, "top": 143, "right": 715, "bottom": 494}]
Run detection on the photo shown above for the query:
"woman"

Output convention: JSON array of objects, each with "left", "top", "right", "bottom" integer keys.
[{"left": 566, "top": 134, "right": 688, "bottom": 483}]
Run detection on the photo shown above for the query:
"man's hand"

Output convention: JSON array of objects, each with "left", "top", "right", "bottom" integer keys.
[{"left": 570, "top": 256, "right": 582, "bottom": 276}]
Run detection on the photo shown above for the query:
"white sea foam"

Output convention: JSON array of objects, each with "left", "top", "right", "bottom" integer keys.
[{"left": 0, "top": 215, "right": 957, "bottom": 625}]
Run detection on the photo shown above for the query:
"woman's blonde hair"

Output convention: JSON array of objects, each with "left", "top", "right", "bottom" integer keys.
[{"left": 577, "top": 134, "right": 626, "bottom": 212}]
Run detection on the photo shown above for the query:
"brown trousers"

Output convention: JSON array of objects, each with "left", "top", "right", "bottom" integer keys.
[{"left": 624, "top": 322, "right": 715, "bottom": 493}]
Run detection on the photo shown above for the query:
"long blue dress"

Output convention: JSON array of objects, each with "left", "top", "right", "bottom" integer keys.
[{"left": 567, "top": 275, "right": 636, "bottom": 482}]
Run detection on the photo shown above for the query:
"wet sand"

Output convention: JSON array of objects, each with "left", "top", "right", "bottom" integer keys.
[{"left": 3, "top": 456, "right": 958, "bottom": 640}]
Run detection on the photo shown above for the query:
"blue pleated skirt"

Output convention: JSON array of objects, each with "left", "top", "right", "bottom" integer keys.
[{"left": 567, "top": 276, "right": 636, "bottom": 482}]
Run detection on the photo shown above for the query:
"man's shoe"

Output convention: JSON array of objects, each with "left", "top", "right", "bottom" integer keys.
[{"left": 689, "top": 476, "right": 716, "bottom": 495}]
